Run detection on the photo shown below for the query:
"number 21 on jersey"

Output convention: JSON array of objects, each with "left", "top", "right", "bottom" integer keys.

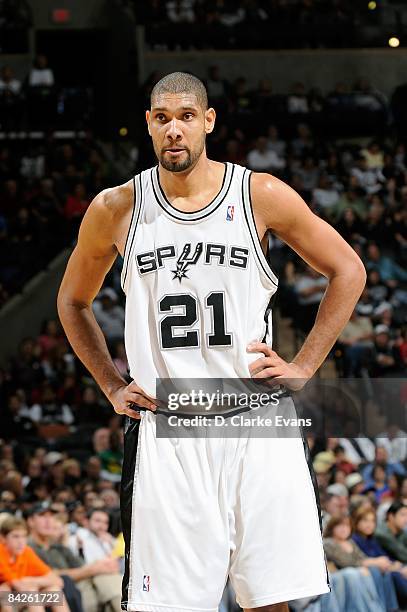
[{"left": 158, "top": 292, "right": 233, "bottom": 349}]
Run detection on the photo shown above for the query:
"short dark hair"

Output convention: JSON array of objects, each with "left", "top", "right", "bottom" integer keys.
[
  {"left": 387, "top": 501, "right": 407, "bottom": 518},
  {"left": 151, "top": 72, "right": 208, "bottom": 110},
  {"left": 87, "top": 507, "right": 109, "bottom": 520}
]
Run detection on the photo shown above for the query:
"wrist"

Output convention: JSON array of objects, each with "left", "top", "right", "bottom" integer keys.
[
  {"left": 290, "top": 360, "right": 314, "bottom": 379},
  {"left": 105, "top": 379, "right": 127, "bottom": 403}
]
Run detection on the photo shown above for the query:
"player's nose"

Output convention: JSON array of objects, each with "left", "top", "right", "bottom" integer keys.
[{"left": 166, "top": 117, "right": 182, "bottom": 140}]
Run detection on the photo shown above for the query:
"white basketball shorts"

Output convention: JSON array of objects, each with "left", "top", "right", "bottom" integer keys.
[{"left": 120, "top": 397, "right": 331, "bottom": 611}]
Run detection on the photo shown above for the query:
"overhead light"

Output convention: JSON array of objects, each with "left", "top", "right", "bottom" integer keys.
[
  {"left": 119, "top": 127, "right": 128, "bottom": 136},
  {"left": 368, "top": 1, "right": 376, "bottom": 9},
  {"left": 388, "top": 36, "right": 400, "bottom": 48}
]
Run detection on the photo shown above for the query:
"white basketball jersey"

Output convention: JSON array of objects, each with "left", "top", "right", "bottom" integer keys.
[{"left": 121, "top": 162, "right": 278, "bottom": 397}]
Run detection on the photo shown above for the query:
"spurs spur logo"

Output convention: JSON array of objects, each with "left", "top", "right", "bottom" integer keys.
[{"left": 171, "top": 242, "right": 203, "bottom": 282}]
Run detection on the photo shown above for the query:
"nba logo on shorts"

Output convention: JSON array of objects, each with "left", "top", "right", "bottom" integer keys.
[
  {"left": 143, "top": 575, "right": 150, "bottom": 592},
  {"left": 226, "top": 205, "right": 234, "bottom": 221}
]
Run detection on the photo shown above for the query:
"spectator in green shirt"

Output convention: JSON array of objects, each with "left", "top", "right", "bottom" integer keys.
[{"left": 98, "top": 431, "right": 123, "bottom": 483}]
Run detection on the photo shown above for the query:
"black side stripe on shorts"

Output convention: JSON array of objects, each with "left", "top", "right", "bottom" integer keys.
[
  {"left": 299, "top": 424, "right": 332, "bottom": 591},
  {"left": 120, "top": 417, "right": 141, "bottom": 610}
]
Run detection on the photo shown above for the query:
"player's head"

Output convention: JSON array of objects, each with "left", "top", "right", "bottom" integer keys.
[{"left": 146, "top": 72, "right": 216, "bottom": 173}]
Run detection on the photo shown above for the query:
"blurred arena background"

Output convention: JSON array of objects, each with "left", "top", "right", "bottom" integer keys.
[{"left": 0, "top": 1, "right": 407, "bottom": 610}]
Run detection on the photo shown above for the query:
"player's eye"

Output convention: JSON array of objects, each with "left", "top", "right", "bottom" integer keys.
[
  {"left": 156, "top": 114, "right": 166, "bottom": 121},
  {"left": 183, "top": 113, "right": 194, "bottom": 120}
]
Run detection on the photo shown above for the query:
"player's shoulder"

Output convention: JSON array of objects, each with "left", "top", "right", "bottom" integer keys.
[
  {"left": 91, "top": 179, "right": 134, "bottom": 221},
  {"left": 249, "top": 171, "right": 290, "bottom": 202},
  {"left": 247, "top": 171, "right": 308, "bottom": 231},
  {"left": 246, "top": 172, "right": 298, "bottom": 222}
]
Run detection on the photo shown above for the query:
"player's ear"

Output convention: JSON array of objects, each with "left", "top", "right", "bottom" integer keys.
[
  {"left": 145, "top": 110, "right": 151, "bottom": 136},
  {"left": 204, "top": 107, "right": 216, "bottom": 134}
]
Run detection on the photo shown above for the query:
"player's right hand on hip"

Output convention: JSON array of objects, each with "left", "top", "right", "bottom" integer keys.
[{"left": 109, "top": 381, "right": 158, "bottom": 419}]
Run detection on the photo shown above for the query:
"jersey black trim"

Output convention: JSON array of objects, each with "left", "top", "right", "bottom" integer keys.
[
  {"left": 121, "top": 173, "right": 143, "bottom": 292},
  {"left": 241, "top": 169, "right": 278, "bottom": 287},
  {"left": 151, "top": 163, "right": 235, "bottom": 222},
  {"left": 120, "top": 417, "right": 141, "bottom": 610},
  {"left": 122, "top": 176, "right": 136, "bottom": 263},
  {"left": 156, "top": 162, "right": 227, "bottom": 214},
  {"left": 261, "top": 299, "right": 272, "bottom": 343}
]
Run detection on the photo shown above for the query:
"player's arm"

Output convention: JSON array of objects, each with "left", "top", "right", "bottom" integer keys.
[
  {"left": 57, "top": 189, "right": 156, "bottom": 417},
  {"left": 248, "top": 173, "right": 366, "bottom": 384}
]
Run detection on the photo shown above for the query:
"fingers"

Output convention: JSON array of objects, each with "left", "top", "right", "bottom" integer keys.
[
  {"left": 252, "top": 367, "right": 284, "bottom": 380},
  {"left": 126, "top": 381, "right": 159, "bottom": 405},
  {"left": 120, "top": 407, "right": 142, "bottom": 420},
  {"left": 111, "top": 381, "right": 161, "bottom": 419},
  {"left": 248, "top": 348, "right": 285, "bottom": 377},
  {"left": 246, "top": 341, "right": 275, "bottom": 357},
  {"left": 124, "top": 390, "right": 157, "bottom": 411},
  {"left": 248, "top": 355, "right": 282, "bottom": 376}
]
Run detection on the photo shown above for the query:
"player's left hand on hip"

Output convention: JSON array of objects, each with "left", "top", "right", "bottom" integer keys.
[{"left": 246, "top": 341, "right": 309, "bottom": 390}]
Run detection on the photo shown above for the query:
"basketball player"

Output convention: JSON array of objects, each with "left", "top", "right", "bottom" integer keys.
[{"left": 57, "top": 73, "right": 366, "bottom": 612}]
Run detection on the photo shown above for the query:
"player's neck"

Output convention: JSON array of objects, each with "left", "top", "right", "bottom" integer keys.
[{"left": 158, "top": 154, "right": 219, "bottom": 201}]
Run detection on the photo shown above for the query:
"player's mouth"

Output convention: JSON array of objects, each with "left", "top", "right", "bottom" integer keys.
[{"left": 163, "top": 147, "right": 186, "bottom": 156}]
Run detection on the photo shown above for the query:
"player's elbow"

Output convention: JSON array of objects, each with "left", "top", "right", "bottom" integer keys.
[
  {"left": 337, "top": 251, "right": 367, "bottom": 291},
  {"left": 57, "top": 284, "right": 89, "bottom": 322},
  {"left": 351, "top": 253, "right": 367, "bottom": 289},
  {"left": 56, "top": 281, "right": 72, "bottom": 319}
]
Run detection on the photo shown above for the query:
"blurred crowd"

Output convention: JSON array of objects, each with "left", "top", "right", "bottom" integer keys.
[
  {"left": 135, "top": 0, "right": 392, "bottom": 50},
  {"left": 296, "top": 436, "right": 407, "bottom": 611},
  {"left": 0, "top": 313, "right": 127, "bottom": 610},
  {"left": 137, "top": 0, "right": 355, "bottom": 28},
  {"left": 0, "top": 54, "right": 93, "bottom": 132},
  {"left": 138, "top": 68, "right": 392, "bottom": 146},
  {"left": 0, "top": 129, "right": 115, "bottom": 306}
]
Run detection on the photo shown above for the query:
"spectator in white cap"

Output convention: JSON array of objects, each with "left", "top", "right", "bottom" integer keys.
[
  {"left": 43, "top": 452, "right": 64, "bottom": 467},
  {"left": 322, "top": 483, "right": 349, "bottom": 530},
  {"left": 92, "top": 288, "right": 124, "bottom": 345},
  {"left": 346, "top": 473, "right": 365, "bottom": 495},
  {"left": 327, "top": 483, "right": 349, "bottom": 498}
]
